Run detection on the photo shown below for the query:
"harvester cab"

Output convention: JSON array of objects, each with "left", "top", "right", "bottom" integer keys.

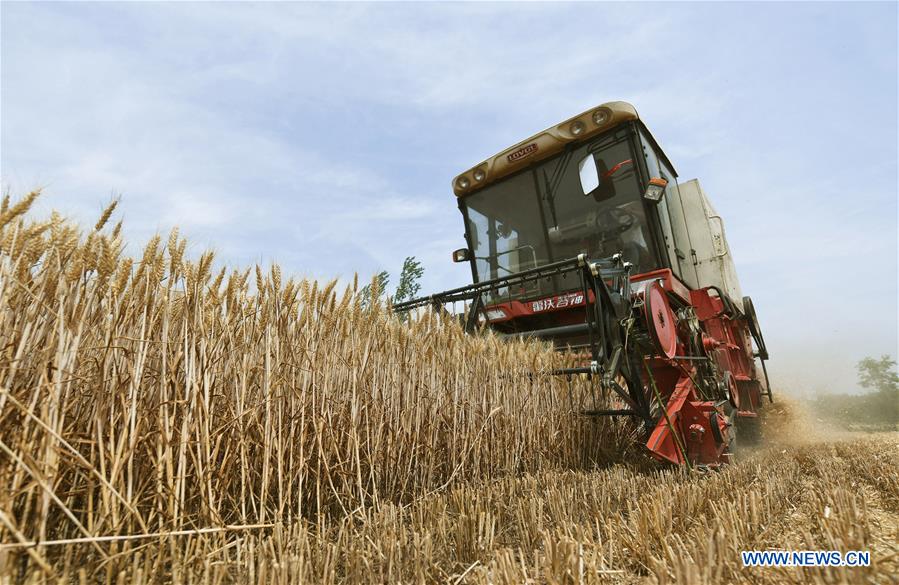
[{"left": 394, "top": 101, "right": 772, "bottom": 468}]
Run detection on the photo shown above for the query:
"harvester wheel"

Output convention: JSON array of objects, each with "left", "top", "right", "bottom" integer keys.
[
  {"left": 709, "top": 411, "right": 726, "bottom": 445},
  {"left": 718, "top": 403, "right": 739, "bottom": 458}
]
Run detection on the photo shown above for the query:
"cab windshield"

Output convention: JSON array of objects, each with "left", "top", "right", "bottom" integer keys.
[{"left": 463, "top": 129, "right": 657, "bottom": 301}]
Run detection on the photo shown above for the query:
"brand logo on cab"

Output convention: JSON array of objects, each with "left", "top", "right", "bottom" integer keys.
[
  {"left": 507, "top": 143, "right": 539, "bottom": 163},
  {"left": 532, "top": 292, "right": 585, "bottom": 313}
]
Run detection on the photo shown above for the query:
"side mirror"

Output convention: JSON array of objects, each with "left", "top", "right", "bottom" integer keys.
[
  {"left": 452, "top": 248, "right": 471, "bottom": 263},
  {"left": 578, "top": 154, "right": 600, "bottom": 196},
  {"left": 643, "top": 177, "right": 668, "bottom": 201}
]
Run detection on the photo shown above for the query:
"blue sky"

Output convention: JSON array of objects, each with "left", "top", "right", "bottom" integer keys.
[{"left": 2, "top": 1, "right": 896, "bottom": 394}]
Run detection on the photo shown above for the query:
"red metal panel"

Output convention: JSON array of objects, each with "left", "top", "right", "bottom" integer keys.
[
  {"left": 631, "top": 268, "right": 692, "bottom": 304},
  {"left": 480, "top": 290, "right": 595, "bottom": 322}
]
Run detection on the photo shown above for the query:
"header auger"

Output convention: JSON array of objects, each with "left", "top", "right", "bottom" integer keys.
[{"left": 394, "top": 101, "right": 772, "bottom": 467}]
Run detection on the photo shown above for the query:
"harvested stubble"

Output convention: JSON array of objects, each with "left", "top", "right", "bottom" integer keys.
[
  {"left": 0, "top": 192, "right": 634, "bottom": 582},
  {"left": 187, "top": 435, "right": 896, "bottom": 585}
]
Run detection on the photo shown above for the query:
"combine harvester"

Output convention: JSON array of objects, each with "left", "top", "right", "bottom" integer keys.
[{"left": 395, "top": 101, "right": 771, "bottom": 467}]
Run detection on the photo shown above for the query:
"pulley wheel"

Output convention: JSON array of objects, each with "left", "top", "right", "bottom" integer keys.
[
  {"left": 724, "top": 371, "right": 740, "bottom": 409},
  {"left": 643, "top": 280, "right": 677, "bottom": 358},
  {"left": 743, "top": 295, "right": 769, "bottom": 360},
  {"left": 742, "top": 295, "right": 761, "bottom": 340}
]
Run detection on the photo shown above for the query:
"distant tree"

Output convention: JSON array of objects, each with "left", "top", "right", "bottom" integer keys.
[
  {"left": 392, "top": 256, "right": 424, "bottom": 305},
  {"left": 811, "top": 355, "right": 898, "bottom": 432},
  {"left": 358, "top": 256, "right": 425, "bottom": 314},
  {"left": 856, "top": 355, "right": 899, "bottom": 396},
  {"left": 359, "top": 270, "right": 389, "bottom": 310}
]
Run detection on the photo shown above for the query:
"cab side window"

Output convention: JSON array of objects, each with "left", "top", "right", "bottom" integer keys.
[
  {"left": 658, "top": 159, "right": 699, "bottom": 288},
  {"left": 640, "top": 132, "right": 679, "bottom": 275},
  {"left": 640, "top": 130, "right": 699, "bottom": 286}
]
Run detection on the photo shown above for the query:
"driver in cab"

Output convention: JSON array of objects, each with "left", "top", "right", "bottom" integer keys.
[{"left": 548, "top": 155, "right": 652, "bottom": 271}]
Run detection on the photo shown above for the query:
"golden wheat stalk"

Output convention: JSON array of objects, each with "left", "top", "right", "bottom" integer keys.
[{"left": 4, "top": 192, "right": 886, "bottom": 584}]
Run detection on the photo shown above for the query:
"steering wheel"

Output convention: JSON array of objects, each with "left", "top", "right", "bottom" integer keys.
[{"left": 593, "top": 207, "right": 639, "bottom": 242}]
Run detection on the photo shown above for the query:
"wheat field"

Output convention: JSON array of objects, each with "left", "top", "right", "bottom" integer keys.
[{"left": 1, "top": 192, "right": 896, "bottom": 584}]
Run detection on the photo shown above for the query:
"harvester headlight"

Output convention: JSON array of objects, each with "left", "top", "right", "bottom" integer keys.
[
  {"left": 485, "top": 309, "right": 506, "bottom": 321},
  {"left": 570, "top": 120, "right": 586, "bottom": 136},
  {"left": 592, "top": 109, "right": 610, "bottom": 125},
  {"left": 643, "top": 177, "right": 668, "bottom": 201},
  {"left": 473, "top": 168, "right": 486, "bottom": 182},
  {"left": 457, "top": 176, "right": 471, "bottom": 190}
]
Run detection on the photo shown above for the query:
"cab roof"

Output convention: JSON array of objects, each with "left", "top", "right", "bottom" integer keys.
[{"left": 452, "top": 101, "right": 674, "bottom": 197}]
